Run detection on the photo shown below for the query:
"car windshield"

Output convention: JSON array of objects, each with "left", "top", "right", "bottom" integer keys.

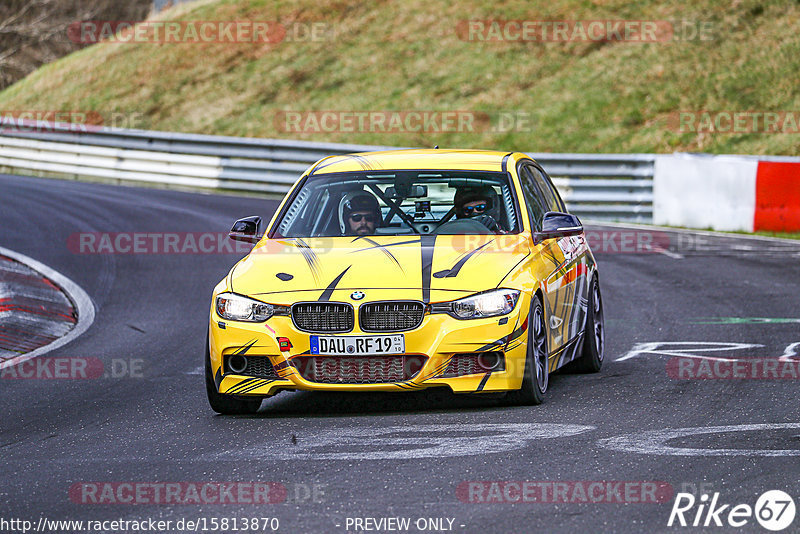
[{"left": 270, "top": 170, "right": 521, "bottom": 238}]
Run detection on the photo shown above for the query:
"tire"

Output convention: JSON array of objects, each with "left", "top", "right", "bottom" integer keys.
[
  {"left": 506, "top": 296, "right": 549, "bottom": 405},
  {"left": 205, "top": 332, "right": 262, "bottom": 415},
  {"left": 571, "top": 275, "right": 604, "bottom": 373}
]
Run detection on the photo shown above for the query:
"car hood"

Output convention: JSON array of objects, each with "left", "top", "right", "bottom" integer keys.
[{"left": 230, "top": 234, "right": 530, "bottom": 301}]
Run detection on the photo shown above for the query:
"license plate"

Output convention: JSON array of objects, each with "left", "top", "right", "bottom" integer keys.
[{"left": 309, "top": 334, "right": 405, "bottom": 355}]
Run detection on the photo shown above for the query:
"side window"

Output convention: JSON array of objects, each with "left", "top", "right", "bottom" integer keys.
[
  {"left": 518, "top": 164, "right": 547, "bottom": 231},
  {"left": 529, "top": 165, "right": 565, "bottom": 213}
]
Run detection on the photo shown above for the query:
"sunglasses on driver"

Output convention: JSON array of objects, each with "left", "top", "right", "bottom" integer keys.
[
  {"left": 462, "top": 203, "right": 488, "bottom": 215},
  {"left": 349, "top": 213, "right": 376, "bottom": 223}
]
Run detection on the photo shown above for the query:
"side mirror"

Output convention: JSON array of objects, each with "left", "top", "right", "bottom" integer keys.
[
  {"left": 534, "top": 212, "right": 583, "bottom": 244},
  {"left": 228, "top": 216, "right": 262, "bottom": 243}
]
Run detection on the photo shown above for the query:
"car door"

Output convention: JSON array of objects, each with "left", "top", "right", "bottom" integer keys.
[
  {"left": 529, "top": 163, "right": 589, "bottom": 350},
  {"left": 517, "top": 162, "right": 572, "bottom": 353}
]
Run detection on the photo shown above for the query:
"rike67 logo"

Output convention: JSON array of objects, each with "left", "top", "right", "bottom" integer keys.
[{"left": 668, "top": 490, "right": 796, "bottom": 531}]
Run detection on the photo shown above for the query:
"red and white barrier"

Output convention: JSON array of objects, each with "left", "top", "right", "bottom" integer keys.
[
  {"left": 754, "top": 161, "right": 800, "bottom": 231},
  {"left": 654, "top": 154, "right": 800, "bottom": 232}
]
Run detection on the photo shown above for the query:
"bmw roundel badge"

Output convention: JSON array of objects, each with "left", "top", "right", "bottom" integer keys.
[{"left": 351, "top": 291, "right": 365, "bottom": 300}]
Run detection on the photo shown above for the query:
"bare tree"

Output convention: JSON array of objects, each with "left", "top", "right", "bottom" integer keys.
[{"left": 0, "top": 0, "right": 152, "bottom": 90}]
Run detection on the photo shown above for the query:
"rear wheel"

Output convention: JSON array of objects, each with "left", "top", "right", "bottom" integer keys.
[
  {"left": 506, "top": 296, "right": 549, "bottom": 405},
  {"left": 205, "top": 333, "right": 262, "bottom": 415},
  {"left": 571, "top": 276, "right": 604, "bottom": 373}
]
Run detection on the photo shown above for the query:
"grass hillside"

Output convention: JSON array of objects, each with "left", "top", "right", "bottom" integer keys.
[{"left": 1, "top": 0, "right": 798, "bottom": 155}]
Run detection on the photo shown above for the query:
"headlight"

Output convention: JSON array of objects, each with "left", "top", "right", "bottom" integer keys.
[
  {"left": 447, "top": 289, "right": 520, "bottom": 319},
  {"left": 215, "top": 292, "right": 273, "bottom": 322}
]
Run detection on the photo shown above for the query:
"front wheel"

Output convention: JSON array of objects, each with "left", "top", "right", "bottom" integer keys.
[
  {"left": 506, "top": 296, "right": 549, "bottom": 405},
  {"left": 570, "top": 276, "right": 604, "bottom": 373},
  {"left": 205, "top": 333, "right": 262, "bottom": 415}
]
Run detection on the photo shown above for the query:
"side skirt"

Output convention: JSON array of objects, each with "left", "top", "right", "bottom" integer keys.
[{"left": 549, "top": 332, "right": 585, "bottom": 371}]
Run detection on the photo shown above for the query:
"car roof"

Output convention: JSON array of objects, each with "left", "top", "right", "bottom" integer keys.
[{"left": 309, "top": 149, "right": 530, "bottom": 175}]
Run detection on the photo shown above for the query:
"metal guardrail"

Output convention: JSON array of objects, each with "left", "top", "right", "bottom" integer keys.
[{"left": 0, "top": 119, "right": 655, "bottom": 222}]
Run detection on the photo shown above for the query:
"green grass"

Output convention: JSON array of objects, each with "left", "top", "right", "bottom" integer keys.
[
  {"left": 752, "top": 231, "right": 800, "bottom": 240},
  {"left": 1, "top": 0, "right": 799, "bottom": 154}
]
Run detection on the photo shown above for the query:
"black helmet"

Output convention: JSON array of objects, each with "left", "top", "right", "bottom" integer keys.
[
  {"left": 454, "top": 185, "right": 498, "bottom": 219},
  {"left": 338, "top": 191, "right": 381, "bottom": 234}
]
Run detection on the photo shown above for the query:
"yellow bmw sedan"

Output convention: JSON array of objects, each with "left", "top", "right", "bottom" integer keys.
[{"left": 206, "top": 149, "right": 604, "bottom": 414}]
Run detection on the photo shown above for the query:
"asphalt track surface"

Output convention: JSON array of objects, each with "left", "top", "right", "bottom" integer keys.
[{"left": 1, "top": 173, "right": 799, "bottom": 533}]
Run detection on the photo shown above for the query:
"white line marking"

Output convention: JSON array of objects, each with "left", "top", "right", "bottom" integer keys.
[
  {"left": 584, "top": 220, "right": 800, "bottom": 246},
  {"left": 653, "top": 247, "right": 684, "bottom": 259},
  {"left": 615, "top": 342, "right": 763, "bottom": 362},
  {"left": 599, "top": 423, "right": 800, "bottom": 456},
  {"left": 780, "top": 342, "right": 800, "bottom": 362},
  {"left": 0, "top": 247, "right": 95, "bottom": 370},
  {"left": 212, "top": 423, "right": 596, "bottom": 461}
]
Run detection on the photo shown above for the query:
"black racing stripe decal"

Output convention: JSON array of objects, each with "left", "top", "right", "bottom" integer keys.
[
  {"left": 350, "top": 237, "right": 404, "bottom": 272},
  {"left": 394, "top": 382, "right": 425, "bottom": 389},
  {"left": 272, "top": 360, "right": 292, "bottom": 372},
  {"left": 214, "top": 368, "right": 223, "bottom": 389},
  {"left": 420, "top": 235, "right": 436, "bottom": 304},
  {"left": 433, "top": 241, "right": 491, "bottom": 278},
  {"left": 473, "top": 317, "right": 529, "bottom": 352},
  {"left": 318, "top": 266, "right": 351, "bottom": 301},
  {"left": 233, "top": 379, "right": 267, "bottom": 395},
  {"left": 227, "top": 377, "right": 260, "bottom": 394},
  {"left": 237, "top": 379, "right": 277, "bottom": 395},
  {"left": 232, "top": 379, "right": 265, "bottom": 395},
  {"left": 496, "top": 252, "right": 531, "bottom": 288},
  {"left": 565, "top": 276, "right": 579, "bottom": 342},
  {"left": 475, "top": 339, "right": 507, "bottom": 352},
  {"left": 293, "top": 239, "right": 321, "bottom": 284},
  {"left": 233, "top": 339, "right": 258, "bottom": 356},
  {"left": 308, "top": 155, "right": 339, "bottom": 175},
  {"left": 476, "top": 372, "right": 492, "bottom": 392},
  {"left": 424, "top": 359, "right": 451, "bottom": 379},
  {"left": 543, "top": 242, "right": 562, "bottom": 268},
  {"left": 434, "top": 359, "right": 451, "bottom": 375},
  {"left": 314, "top": 155, "right": 356, "bottom": 172},
  {"left": 503, "top": 316, "right": 529, "bottom": 350},
  {"left": 353, "top": 154, "right": 374, "bottom": 170}
]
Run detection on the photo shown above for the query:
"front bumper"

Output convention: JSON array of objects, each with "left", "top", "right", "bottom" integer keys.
[{"left": 208, "top": 291, "right": 532, "bottom": 396}]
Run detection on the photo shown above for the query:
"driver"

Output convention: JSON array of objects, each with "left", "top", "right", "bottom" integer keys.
[
  {"left": 454, "top": 185, "right": 504, "bottom": 233},
  {"left": 339, "top": 191, "right": 382, "bottom": 236}
]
